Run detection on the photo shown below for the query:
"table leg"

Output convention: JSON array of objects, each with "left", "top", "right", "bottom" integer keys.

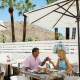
[{"left": 8, "top": 65, "right": 10, "bottom": 80}]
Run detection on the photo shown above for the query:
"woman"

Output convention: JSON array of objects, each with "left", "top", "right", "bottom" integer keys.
[{"left": 49, "top": 49, "right": 72, "bottom": 72}]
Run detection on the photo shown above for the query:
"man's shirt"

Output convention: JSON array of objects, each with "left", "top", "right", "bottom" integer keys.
[{"left": 24, "top": 55, "right": 42, "bottom": 69}]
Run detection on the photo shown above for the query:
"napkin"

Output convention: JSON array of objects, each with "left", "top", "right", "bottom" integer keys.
[
  {"left": 58, "top": 70, "right": 65, "bottom": 73},
  {"left": 27, "top": 69, "right": 37, "bottom": 73}
]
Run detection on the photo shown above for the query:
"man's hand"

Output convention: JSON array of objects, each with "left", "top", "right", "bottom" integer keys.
[{"left": 25, "top": 67, "right": 31, "bottom": 71}]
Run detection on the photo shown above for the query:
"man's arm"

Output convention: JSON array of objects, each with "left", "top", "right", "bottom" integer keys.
[
  {"left": 25, "top": 67, "right": 31, "bottom": 71},
  {"left": 41, "top": 59, "right": 46, "bottom": 66}
]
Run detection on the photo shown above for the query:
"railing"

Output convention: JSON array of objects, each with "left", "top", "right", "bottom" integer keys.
[{"left": 0, "top": 39, "right": 78, "bottom": 54}]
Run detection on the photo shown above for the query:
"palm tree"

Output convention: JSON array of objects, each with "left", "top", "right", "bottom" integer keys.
[
  {"left": 1, "top": 35, "right": 7, "bottom": 43},
  {"left": 72, "top": 28, "right": 76, "bottom": 39},
  {"left": 0, "top": 0, "right": 16, "bottom": 42},
  {"left": 45, "top": 0, "right": 58, "bottom": 40},
  {"left": 55, "top": 28, "right": 58, "bottom": 40},
  {"left": 66, "top": 28, "right": 69, "bottom": 39},
  {"left": 15, "top": 0, "right": 37, "bottom": 42}
]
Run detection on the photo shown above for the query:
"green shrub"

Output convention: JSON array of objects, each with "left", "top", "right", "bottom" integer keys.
[
  {"left": 1, "top": 35, "right": 7, "bottom": 42},
  {"left": 28, "top": 36, "right": 33, "bottom": 41},
  {"left": 35, "top": 37, "right": 40, "bottom": 41},
  {"left": 25, "top": 38, "right": 28, "bottom": 42}
]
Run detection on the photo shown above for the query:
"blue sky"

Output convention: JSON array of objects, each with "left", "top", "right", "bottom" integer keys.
[{"left": 0, "top": 0, "right": 78, "bottom": 39}]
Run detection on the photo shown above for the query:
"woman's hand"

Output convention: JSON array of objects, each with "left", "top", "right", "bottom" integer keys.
[{"left": 49, "top": 60, "right": 53, "bottom": 64}]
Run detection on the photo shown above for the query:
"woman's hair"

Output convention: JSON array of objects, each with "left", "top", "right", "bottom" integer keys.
[{"left": 58, "top": 49, "right": 66, "bottom": 59}]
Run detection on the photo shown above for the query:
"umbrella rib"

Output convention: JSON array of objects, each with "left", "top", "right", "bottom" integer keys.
[
  {"left": 54, "top": 10, "right": 76, "bottom": 18},
  {"left": 31, "top": 0, "right": 72, "bottom": 24},
  {"left": 0, "top": 24, "right": 7, "bottom": 29},
  {"left": 27, "top": 0, "right": 71, "bottom": 14},
  {"left": 53, "top": 0, "right": 75, "bottom": 28},
  {"left": 57, "top": 3, "right": 75, "bottom": 17}
]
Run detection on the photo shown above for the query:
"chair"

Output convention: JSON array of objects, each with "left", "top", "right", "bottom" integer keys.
[
  {"left": 11, "top": 55, "right": 25, "bottom": 68},
  {"left": 64, "top": 76, "right": 80, "bottom": 80},
  {"left": 0, "top": 65, "right": 4, "bottom": 80},
  {"left": 71, "top": 62, "right": 79, "bottom": 76},
  {"left": 11, "top": 55, "right": 25, "bottom": 75},
  {"left": 10, "top": 76, "right": 29, "bottom": 80},
  {"left": 0, "top": 72, "right": 4, "bottom": 80}
]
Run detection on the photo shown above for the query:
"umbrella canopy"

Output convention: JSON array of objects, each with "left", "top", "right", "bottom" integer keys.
[
  {"left": 24, "top": 0, "right": 80, "bottom": 28},
  {"left": 24, "top": 0, "right": 80, "bottom": 76},
  {"left": 0, "top": 20, "right": 7, "bottom": 30}
]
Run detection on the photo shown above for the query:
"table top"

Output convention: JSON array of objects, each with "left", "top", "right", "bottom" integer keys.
[
  {"left": 20, "top": 69, "right": 71, "bottom": 80},
  {"left": 0, "top": 59, "right": 25, "bottom": 65}
]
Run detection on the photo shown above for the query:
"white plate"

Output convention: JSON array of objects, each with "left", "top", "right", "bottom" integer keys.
[{"left": 48, "top": 69, "right": 58, "bottom": 72}]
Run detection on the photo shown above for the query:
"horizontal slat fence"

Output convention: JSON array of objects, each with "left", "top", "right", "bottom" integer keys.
[{"left": 0, "top": 39, "right": 78, "bottom": 54}]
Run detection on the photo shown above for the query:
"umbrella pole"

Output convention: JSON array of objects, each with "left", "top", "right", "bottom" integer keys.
[{"left": 76, "top": 0, "right": 80, "bottom": 76}]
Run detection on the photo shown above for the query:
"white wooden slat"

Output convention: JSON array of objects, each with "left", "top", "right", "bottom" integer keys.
[
  {"left": 1, "top": 47, "right": 53, "bottom": 49},
  {"left": 0, "top": 40, "right": 77, "bottom": 44},
  {"left": 1, "top": 44, "right": 54, "bottom": 47},
  {"left": 69, "top": 46, "right": 78, "bottom": 49},
  {"left": 1, "top": 50, "right": 53, "bottom": 52},
  {"left": 69, "top": 50, "right": 78, "bottom": 52},
  {"left": 0, "top": 40, "right": 78, "bottom": 45},
  {"left": 1, "top": 49, "right": 78, "bottom": 52},
  {"left": 2, "top": 40, "right": 78, "bottom": 45},
  {"left": 1, "top": 45, "right": 78, "bottom": 49}
]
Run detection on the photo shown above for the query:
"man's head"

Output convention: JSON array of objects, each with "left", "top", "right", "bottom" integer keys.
[{"left": 32, "top": 48, "right": 39, "bottom": 57}]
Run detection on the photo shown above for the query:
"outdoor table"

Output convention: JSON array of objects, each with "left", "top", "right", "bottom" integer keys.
[
  {"left": 0, "top": 59, "right": 25, "bottom": 80},
  {"left": 20, "top": 69, "right": 72, "bottom": 80}
]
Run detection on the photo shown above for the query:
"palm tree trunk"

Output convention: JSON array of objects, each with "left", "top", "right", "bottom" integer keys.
[
  {"left": 66, "top": 28, "right": 69, "bottom": 39},
  {"left": 23, "top": 11, "right": 27, "bottom": 42},
  {"left": 72, "top": 28, "right": 76, "bottom": 39},
  {"left": 3, "top": 39, "right": 5, "bottom": 43},
  {"left": 55, "top": 28, "right": 58, "bottom": 40},
  {"left": 9, "top": 6, "right": 15, "bottom": 42}
]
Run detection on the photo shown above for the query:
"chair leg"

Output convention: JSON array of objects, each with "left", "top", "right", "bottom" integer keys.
[{"left": 0, "top": 72, "right": 4, "bottom": 80}]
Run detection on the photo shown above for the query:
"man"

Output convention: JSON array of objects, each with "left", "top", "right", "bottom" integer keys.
[{"left": 24, "top": 47, "right": 47, "bottom": 71}]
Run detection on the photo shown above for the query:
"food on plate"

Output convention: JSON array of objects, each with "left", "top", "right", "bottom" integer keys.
[
  {"left": 44, "top": 68, "right": 48, "bottom": 71},
  {"left": 47, "top": 70, "right": 54, "bottom": 73},
  {"left": 34, "top": 68, "right": 54, "bottom": 74},
  {"left": 34, "top": 69, "right": 46, "bottom": 74}
]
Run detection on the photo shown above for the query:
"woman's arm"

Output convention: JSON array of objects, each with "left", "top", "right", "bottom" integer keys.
[
  {"left": 65, "top": 58, "right": 72, "bottom": 72},
  {"left": 49, "top": 59, "right": 59, "bottom": 69}
]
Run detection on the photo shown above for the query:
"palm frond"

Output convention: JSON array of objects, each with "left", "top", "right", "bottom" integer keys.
[
  {"left": 0, "top": 6, "right": 4, "bottom": 9},
  {"left": 18, "top": 11, "right": 22, "bottom": 16},
  {"left": 45, "top": 0, "right": 57, "bottom": 5},
  {"left": 25, "top": 0, "right": 29, "bottom": 3}
]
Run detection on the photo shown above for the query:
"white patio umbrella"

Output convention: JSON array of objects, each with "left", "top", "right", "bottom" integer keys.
[
  {"left": 24, "top": 0, "right": 80, "bottom": 28},
  {"left": 0, "top": 20, "right": 7, "bottom": 30},
  {"left": 24, "top": 0, "right": 80, "bottom": 76}
]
